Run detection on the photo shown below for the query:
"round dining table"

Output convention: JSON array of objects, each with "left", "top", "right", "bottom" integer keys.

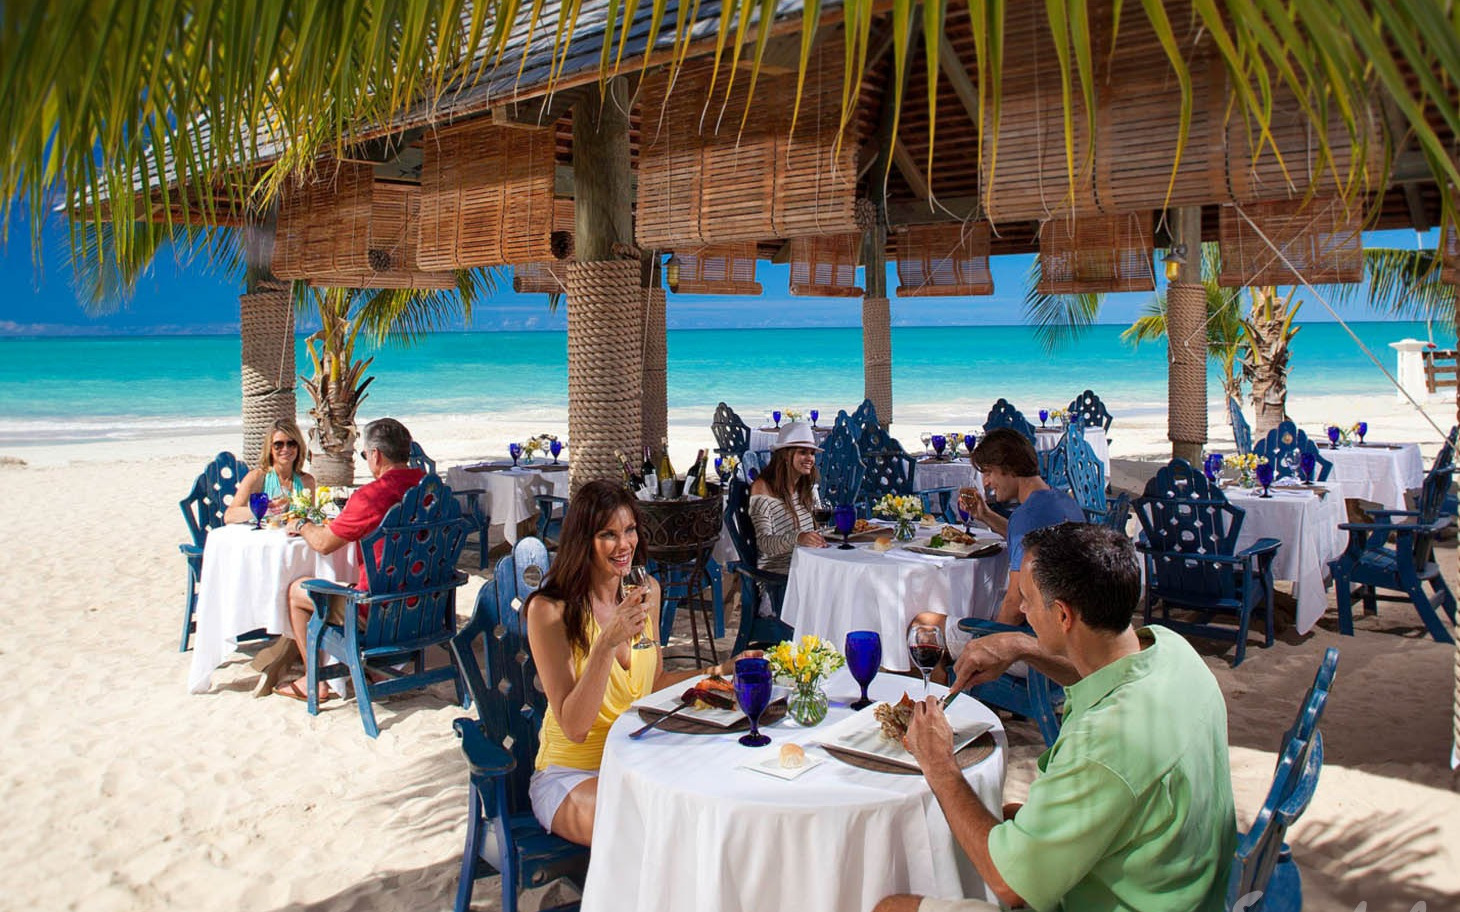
[
  {"left": 782, "top": 528, "right": 1009, "bottom": 672},
  {"left": 914, "top": 456, "right": 980, "bottom": 493},
  {"left": 1315, "top": 441, "right": 1424, "bottom": 511},
  {"left": 750, "top": 423, "right": 833, "bottom": 452},
  {"left": 445, "top": 459, "right": 571, "bottom": 544},
  {"left": 582, "top": 669, "right": 1008, "bottom": 912},
  {"left": 187, "top": 523, "right": 358, "bottom": 693},
  {"left": 1223, "top": 483, "right": 1347, "bottom": 634}
]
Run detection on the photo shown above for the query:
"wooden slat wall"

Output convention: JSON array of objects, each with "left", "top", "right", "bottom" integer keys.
[
  {"left": 1037, "top": 212, "right": 1156, "bottom": 294},
  {"left": 676, "top": 242, "right": 763, "bottom": 295},
  {"left": 417, "top": 120, "right": 556, "bottom": 269},
  {"left": 774, "top": 32, "right": 863, "bottom": 236},
  {"left": 895, "top": 222, "right": 994, "bottom": 296},
  {"left": 637, "top": 66, "right": 711, "bottom": 247},
  {"left": 272, "top": 161, "right": 375, "bottom": 279},
  {"left": 307, "top": 183, "right": 458, "bottom": 290},
  {"left": 699, "top": 73, "right": 779, "bottom": 242},
  {"left": 1217, "top": 197, "right": 1364, "bottom": 287}
]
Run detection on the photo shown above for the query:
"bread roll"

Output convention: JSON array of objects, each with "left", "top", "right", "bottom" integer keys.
[
  {"left": 870, "top": 535, "right": 894, "bottom": 552},
  {"left": 779, "top": 742, "right": 806, "bottom": 769}
]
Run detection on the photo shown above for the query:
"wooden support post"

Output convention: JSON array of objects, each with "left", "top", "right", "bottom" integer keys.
[
  {"left": 1167, "top": 206, "right": 1207, "bottom": 464},
  {"left": 239, "top": 211, "right": 296, "bottom": 466}
]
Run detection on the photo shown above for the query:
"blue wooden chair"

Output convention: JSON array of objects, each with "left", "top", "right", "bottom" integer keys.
[
  {"left": 535, "top": 494, "right": 569, "bottom": 549},
  {"left": 954, "top": 617, "right": 1064, "bottom": 747},
  {"left": 1330, "top": 466, "right": 1457, "bottom": 644},
  {"left": 1255, "top": 420, "right": 1333, "bottom": 482},
  {"left": 1065, "top": 388, "right": 1113, "bottom": 432},
  {"left": 851, "top": 397, "right": 880, "bottom": 437},
  {"left": 1133, "top": 459, "right": 1281, "bottom": 666},
  {"left": 408, "top": 440, "right": 437, "bottom": 474},
  {"left": 711, "top": 401, "right": 751, "bottom": 458},
  {"left": 856, "top": 418, "right": 904, "bottom": 458},
  {"left": 816, "top": 417, "right": 864, "bottom": 509},
  {"left": 412, "top": 442, "right": 492, "bottom": 569},
  {"left": 1063, "top": 424, "right": 1111, "bottom": 523},
  {"left": 1039, "top": 419, "right": 1091, "bottom": 492},
  {"left": 861, "top": 450, "right": 957, "bottom": 520},
  {"left": 983, "top": 398, "right": 1037, "bottom": 443},
  {"left": 1228, "top": 396, "right": 1254, "bottom": 457},
  {"left": 301, "top": 473, "right": 471, "bottom": 737},
  {"left": 1283, "top": 647, "right": 1338, "bottom": 754},
  {"left": 178, "top": 452, "right": 253, "bottom": 651},
  {"left": 449, "top": 538, "right": 586, "bottom": 912},
  {"left": 1228, "top": 728, "right": 1325, "bottom": 911},
  {"left": 724, "top": 477, "right": 793, "bottom": 654},
  {"left": 1096, "top": 490, "right": 1133, "bottom": 533},
  {"left": 1428, "top": 425, "right": 1456, "bottom": 518}
]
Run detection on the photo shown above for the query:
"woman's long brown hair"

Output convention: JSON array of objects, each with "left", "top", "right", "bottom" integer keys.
[
  {"left": 761, "top": 447, "right": 819, "bottom": 525},
  {"left": 527, "top": 479, "right": 646, "bottom": 657}
]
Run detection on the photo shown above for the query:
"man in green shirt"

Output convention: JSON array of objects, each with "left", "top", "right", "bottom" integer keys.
[{"left": 876, "top": 522, "right": 1236, "bottom": 912}]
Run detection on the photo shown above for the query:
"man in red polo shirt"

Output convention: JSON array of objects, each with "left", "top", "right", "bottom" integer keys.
[{"left": 275, "top": 417, "right": 425, "bottom": 702}]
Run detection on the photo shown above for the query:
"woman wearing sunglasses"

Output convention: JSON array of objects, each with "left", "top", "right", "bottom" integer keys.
[{"left": 225, "top": 418, "right": 317, "bottom": 523}]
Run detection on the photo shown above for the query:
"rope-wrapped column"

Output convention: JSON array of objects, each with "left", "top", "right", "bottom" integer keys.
[
  {"left": 642, "top": 287, "right": 668, "bottom": 454},
  {"left": 1453, "top": 619, "right": 1459, "bottom": 769},
  {"left": 1166, "top": 281, "right": 1208, "bottom": 463},
  {"left": 862, "top": 296, "right": 894, "bottom": 425},
  {"left": 240, "top": 280, "right": 296, "bottom": 464},
  {"left": 568, "top": 260, "right": 644, "bottom": 493}
]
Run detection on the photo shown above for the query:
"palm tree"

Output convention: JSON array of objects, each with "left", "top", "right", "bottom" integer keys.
[{"left": 1243, "top": 286, "right": 1302, "bottom": 436}]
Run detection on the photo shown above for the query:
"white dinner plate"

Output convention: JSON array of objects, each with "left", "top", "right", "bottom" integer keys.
[
  {"left": 738, "top": 753, "right": 825, "bottom": 781},
  {"left": 631, "top": 674, "right": 746, "bottom": 728},
  {"left": 813, "top": 705, "right": 992, "bottom": 771}
]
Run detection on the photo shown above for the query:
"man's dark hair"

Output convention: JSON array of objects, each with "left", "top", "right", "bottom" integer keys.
[
  {"left": 1022, "top": 522, "right": 1140, "bottom": 634},
  {"left": 362, "top": 417, "right": 412, "bottom": 464},
  {"left": 971, "top": 427, "right": 1039, "bottom": 478}
]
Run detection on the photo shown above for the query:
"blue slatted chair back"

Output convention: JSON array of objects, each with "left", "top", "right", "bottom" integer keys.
[
  {"left": 1416, "top": 464, "right": 1454, "bottom": 525},
  {"left": 1229, "top": 731, "right": 1324, "bottom": 910},
  {"left": 862, "top": 451, "right": 918, "bottom": 511},
  {"left": 1434, "top": 425, "right": 1457, "bottom": 472},
  {"left": 984, "top": 398, "right": 1037, "bottom": 443},
  {"left": 1255, "top": 420, "right": 1333, "bottom": 481},
  {"left": 712, "top": 401, "right": 752, "bottom": 458},
  {"left": 851, "top": 398, "right": 880, "bottom": 437},
  {"left": 857, "top": 423, "right": 905, "bottom": 459},
  {"left": 816, "top": 419, "right": 864, "bottom": 508},
  {"left": 724, "top": 476, "right": 761, "bottom": 569},
  {"left": 1228, "top": 397, "right": 1254, "bottom": 457},
  {"left": 1135, "top": 459, "right": 1246, "bottom": 601},
  {"left": 180, "top": 451, "right": 248, "bottom": 547},
  {"left": 1066, "top": 389, "right": 1113, "bottom": 432},
  {"left": 1063, "top": 423, "right": 1108, "bottom": 518},
  {"left": 408, "top": 441, "right": 438, "bottom": 475},
  {"left": 1282, "top": 647, "right": 1338, "bottom": 757},
  {"left": 357, "top": 474, "right": 470, "bottom": 651}
]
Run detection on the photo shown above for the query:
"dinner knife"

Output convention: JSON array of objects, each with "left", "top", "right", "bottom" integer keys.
[
  {"left": 628, "top": 702, "right": 693, "bottom": 739},
  {"left": 941, "top": 689, "right": 960, "bottom": 709}
]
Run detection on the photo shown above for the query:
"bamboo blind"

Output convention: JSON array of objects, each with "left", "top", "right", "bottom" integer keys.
[
  {"left": 895, "top": 222, "right": 994, "bottom": 296},
  {"left": 1217, "top": 197, "right": 1364, "bottom": 287},
  {"left": 310, "top": 183, "right": 457, "bottom": 290},
  {"left": 1442, "top": 219, "right": 1459, "bottom": 286},
  {"left": 417, "top": 120, "right": 556, "bottom": 269},
  {"left": 1226, "top": 84, "right": 1383, "bottom": 204},
  {"left": 789, "top": 233, "right": 863, "bottom": 297},
  {"left": 675, "top": 243, "right": 762, "bottom": 295},
  {"left": 272, "top": 161, "right": 375, "bottom": 279},
  {"left": 1037, "top": 212, "right": 1155, "bottom": 294},
  {"left": 514, "top": 198, "right": 577, "bottom": 295}
]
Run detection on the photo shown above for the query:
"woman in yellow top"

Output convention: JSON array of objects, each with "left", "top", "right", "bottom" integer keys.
[{"left": 526, "top": 479, "right": 735, "bottom": 846}]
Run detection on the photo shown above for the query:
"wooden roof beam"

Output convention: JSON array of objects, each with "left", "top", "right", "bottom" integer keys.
[
  {"left": 891, "top": 138, "right": 930, "bottom": 199},
  {"left": 937, "top": 33, "right": 980, "bottom": 130}
]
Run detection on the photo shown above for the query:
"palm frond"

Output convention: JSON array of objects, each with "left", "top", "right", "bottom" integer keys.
[{"left": 1022, "top": 258, "right": 1104, "bottom": 354}]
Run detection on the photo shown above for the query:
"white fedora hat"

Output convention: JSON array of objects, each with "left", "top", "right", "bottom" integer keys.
[{"left": 772, "top": 421, "right": 822, "bottom": 452}]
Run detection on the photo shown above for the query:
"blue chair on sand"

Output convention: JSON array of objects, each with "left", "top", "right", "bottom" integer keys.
[
  {"left": 983, "top": 398, "right": 1037, "bottom": 444},
  {"left": 1428, "top": 425, "right": 1457, "bottom": 518},
  {"left": 1066, "top": 389, "right": 1113, "bottom": 433},
  {"left": 1040, "top": 419, "right": 1092, "bottom": 493},
  {"left": 535, "top": 494, "right": 569, "bottom": 549},
  {"left": 1134, "top": 459, "right": 1280, "bottom": 667},
  {"left": 412, "top": 442, "right": 492, "bottom": 569},
  {"left": 851, "top": 397, "right": 880, "bottom": 437},
  {"left": 1228, "top": 396, "right": 1254, "bottom": 457},
  {"left": 1062, "top": 424, "right": 1111, "bottom": 523},
  {"left": 816, "top": 415, "right": 864, "bottom": 509},
  {"left": 178, "top": 452, "right": 257, "bottom": 651},
  {"left": 954, "top": 617, "right": 1064, "bottom": 747},
  {"left": 1097, "top": 491, "right": 1133, "bottom": 533},
  {"left": 301, "top": 473, "right": 471, "bottom": 737},
  {"left": 450, "top": 538, "right": 586, "bottom": 912},
  {"left": 711, "top": 401, "right": 751, "bottom": 459},
  {"left": 1255, "top": 420, "right": 1333, "bottom": 482},
  {"left": 1330, "top": 466, "right": 1457, "bottom": 644},
  {"left": 408, "top": 441, "right": 437, "bottom": 474},
  {"left": 724, "top": 477, "right": 793, "bottom": 654},
  {"left": 861, "top": 450, "right": 958, "bottom": 521}
]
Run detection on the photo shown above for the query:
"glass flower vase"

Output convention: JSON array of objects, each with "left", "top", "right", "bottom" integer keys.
[
  {"left": 1239, "top": 469, "right": 1256, "bottom": 489},
  {"left": 894, "top": 518, "right": 916, "bottom": 542},
  {"left": 788, "top": 679, "right": 830, "bottom": 726}
]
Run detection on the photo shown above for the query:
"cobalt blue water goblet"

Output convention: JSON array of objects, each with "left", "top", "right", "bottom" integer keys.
[
  {"left": 810, "top": 409, "right": 819, "bottom": 428},
  {"left": 772, "top": 410, "right": 781, "bottom": 427},
  {"left": 249, "top": 492, "right": 270, "bottom": 530},
  {"left": 1255, "top": 461, "right": 1275, "bottom": 498},
  {"left": 509, "top": 442, "right": 522, "bottom": 466},
  {"left": 733, "top": 658, "right": 773, "bottom": 747},
  {"left": 550, "top": 439, "right": 563, "bottom": 464},
  {"left": 833, "top": 504, "right": 857, "bottom": 550},
  {"left": 930, "top": 434, "right": 947, "bottom": 458},
  {"left": 1356, "top": 421, "right": 1367, "bottom": 444},
  {"left": 1202, "top": 453, "right": 1222, "bottom": 483},
  {"left": 845, "top": 631, "right": 882, "bottom": 710},
  {"left": 964, "top": 433, "right": 977, "bottom": 455},
  {"left": 1326, "top": 426, "right": 1340, "bottom": 449},
  {"left": 1298, "top": 451, "right": 1316, "bottom": 484}
]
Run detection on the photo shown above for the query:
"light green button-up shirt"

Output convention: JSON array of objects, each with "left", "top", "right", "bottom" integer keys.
[{"left": 987, "top": 626, "right": 1236, "bottom": 912}]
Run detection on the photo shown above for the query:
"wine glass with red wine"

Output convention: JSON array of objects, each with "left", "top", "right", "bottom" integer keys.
[{"left": 907, "top": 623, "right": 945, "bottom": 698}]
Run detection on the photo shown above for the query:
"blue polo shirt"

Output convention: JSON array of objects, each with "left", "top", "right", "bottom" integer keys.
[{"left": 1007, "top": 488, "right": 1086, "bottom": 570}]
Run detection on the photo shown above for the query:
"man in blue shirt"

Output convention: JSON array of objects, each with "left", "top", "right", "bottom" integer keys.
[{"left": 962, "top": 428, "right": 1085, "bottom": 624}]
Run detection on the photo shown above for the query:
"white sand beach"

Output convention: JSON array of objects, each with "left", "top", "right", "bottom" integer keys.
[{"left": 2, "top": 389, "right": 1457, "bottom": 910}]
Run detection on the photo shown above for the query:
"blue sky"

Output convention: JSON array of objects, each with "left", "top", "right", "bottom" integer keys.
[{"left": 0, "top": 209, "right": 1437, "bottom": 336}]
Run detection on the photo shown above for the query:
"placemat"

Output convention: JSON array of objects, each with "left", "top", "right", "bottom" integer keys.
[
  {"left": 821, "top": 730, "right": 996, "bottom": 775},
  {"left": 1354, "top": 443, "right": 1402, "bottom": 450},
  {"left": 636, "top": 700, "right": 788, "bottom": 734},
  {"left": 463, "top": 464, "right": 510, "bottom": 473},
  {"left": 535, "top": 464, "right": 570, "bottom": 472}
]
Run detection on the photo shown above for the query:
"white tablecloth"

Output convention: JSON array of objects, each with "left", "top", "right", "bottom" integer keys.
[
  {"left": 1224, "top": 486, "right": 1347, "bottom": 634},
  {"left": 782, "top": 533, "right": 1009, "bottom": 672},
  {"left": 583, "top": 669, "right": 1007, "bottom": 912},
  {"left": 915, "top": 458, "right": 980, "bottom": 493},
  {"left": 446, "top": 460, "right": 572, "bottom": 544},
  {"left": 1319, "top": 443, "right": 1424, "bottom": 512},
  {"left": 187, "top": 524, "right": 358, "bottom": 693},
  {"left": 1035, "top": 426, "right": 1111, "bottom": 477},
  {"left": 750, "top": 424, "right": 833, "bottom": 453}
]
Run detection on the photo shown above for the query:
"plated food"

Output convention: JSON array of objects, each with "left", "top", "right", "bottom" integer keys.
[
  {"left": 682, "top": 673, "right": 736, "bottom": 711},
  {"left": 938, "top": 525, "right": 976, "bottom": 545},
  {"left": 779, "top": 743, "right": 806, "bottom": 769},
  {"left": 851, "top": 518, "right": 878, "bottom": 534},
  {"left": 869, "top": 535, "right": 894, "bottom": 552},
  {"left": 872, "top": 693, "right": 916, "bottom": 742}
]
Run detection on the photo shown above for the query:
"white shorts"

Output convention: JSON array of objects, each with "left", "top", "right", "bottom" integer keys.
[{"left": 529, "top": 765, "right": 597, "bottom": 834}]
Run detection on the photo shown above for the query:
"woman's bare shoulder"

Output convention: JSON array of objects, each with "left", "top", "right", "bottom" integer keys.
[
  {"left": 524, "top": 591, "right": 567, "bottom": 624},
  {"left": 301, "top": 471, "right": 318, "bottom": 489}
]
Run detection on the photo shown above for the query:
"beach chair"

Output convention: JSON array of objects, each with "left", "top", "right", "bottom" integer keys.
[
  {"left": 1065, "top": 388, "right": 1113, "bottom": 432},
  {"left": 407, "top": 441, "right": 437, "bottom": 474},
  {"left": 1428, "top": 425, "right": 1457, "bottom": 518},
  {"left": 953, "top": 617, "right": 1065, "bottom": 747},
  {"left": 1038, "top": 419, "right": 1089, "bottom": 492},
  {"left": 1227, "top": 396, "right": 1254, "bottom": 457},
  {"left": 178, "top": 451, "right": 253, "bottom": 651},
  {"left": 851, "top": 397, "right": 880, "bottom": 436},
  {"left": 983, "top": 398, "right": 1037, "bottom": 443},
  {"left": 1063, "top": 424, "right": 1111, "bottom": 523},
  {"left": 1133, "top": 459, "right": 1280, "bottom": 666},
  {"left": 1254, "top": 420, "right": 1333, "bottom": 482},
  {"left": 449, "top": 538, "right": 587, "bottom": 912},
  {"left": 300, "top": 473, "right": 470, "bottom": 737},
  {"left": 724, "top": 477, "right": 793, "bottom": 654},
  {"left": 413, "top": 442, "right": 491, "bottom": 568},
  {"left": 535, "top": 494, "right": 569, "bottom": 549},
  {"left": 1330, "top": 466, "right": 1457, "bottom": 644},
  {"left": 711, "top": 401, "right": 751, "bottom": 458},
  {"left": 816, "top": 415, "right": 865, "bottom": 509}
]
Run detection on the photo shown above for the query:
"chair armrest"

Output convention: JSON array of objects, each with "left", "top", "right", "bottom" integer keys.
[
  {"left": 957, "top": 617, "right": 1031, "bottom": 636},
  {"left": 1237, "top": 537, "right": 1281, "bottom": 559},
  {"left": 178, "top": 543, "right": 203, "bottom": 557},
  {"left": 740, "top": 566, "right": 788, "bottom": 588},
  {"left": 1368, "top": 508, "right": 1420, "bottom": 522},
  {"left": 453, "top": 718, "right": 516, "bottom": 777},
  {"left": 1338, "top": 521, "right": 1417, "bottom": 534},
  {"left": 452, "top": 487, "right": 487, "bottom": 497},
  {"left": 300, "top": 578, "right": 361, "bottom": 597}
]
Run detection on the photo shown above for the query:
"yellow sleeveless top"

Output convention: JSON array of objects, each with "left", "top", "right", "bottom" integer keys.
[{"left": 535, "top": 612, "right": 657, "bottom": 771}]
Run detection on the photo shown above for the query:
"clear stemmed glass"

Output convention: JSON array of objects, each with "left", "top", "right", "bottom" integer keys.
[
  {"left": 623, "top": 565, "right": 655, "bottom": 650},
  {"left": 907, "top": 623, "right": 945, "bottom": 697},
  {"left": 845, "top": 631, "right": 882, "bottom": 710},
  {"left": 733, "top": 657, "right": 773, "bottom": 747},
  {"left": 249, "top": 492, "right": 270, "bottom": 530},
  {"left": 920, "top": 432, "right": 932, "bottom": 456}
]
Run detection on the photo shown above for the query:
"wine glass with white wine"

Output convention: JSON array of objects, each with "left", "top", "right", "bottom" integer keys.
[{"left": 623, "top": 565, "right": 655, "bottom": 650}]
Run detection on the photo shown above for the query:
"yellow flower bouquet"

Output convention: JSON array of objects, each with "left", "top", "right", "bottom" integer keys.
[{"left": 767, "top": 635, "right": 845, "bottom": 726}]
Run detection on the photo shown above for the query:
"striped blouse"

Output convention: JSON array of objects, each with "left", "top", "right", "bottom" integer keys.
[{"left": 748, "top": 490, "right": 816, "bottom": 573}]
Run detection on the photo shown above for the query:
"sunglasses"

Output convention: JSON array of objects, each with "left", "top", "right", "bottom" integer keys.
[
  {"left": 358, "top": 448, "right": 374, "bottom": 462},
  {"left": 271, "top": 440, "right": 299, "bottom": 451}
]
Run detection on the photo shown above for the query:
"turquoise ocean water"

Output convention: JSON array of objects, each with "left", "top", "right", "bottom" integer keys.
[{"left": 0, "top": 322, "right": 1450, "bottom": 445}]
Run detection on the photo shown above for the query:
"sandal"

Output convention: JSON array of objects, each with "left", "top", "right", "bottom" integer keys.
[{"left": 273, "top": 679, "right": 334, "bottom": 704}]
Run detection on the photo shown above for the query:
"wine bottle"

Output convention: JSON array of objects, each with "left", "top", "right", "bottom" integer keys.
[
  {"left": 641, "top": 446, "right": 659, "bottom": 498},
  {"left": 658, "top": 437, "right": 675, "bottom": 489},
  {"left": 615, "top": 450, "right": 642, "bottom": 489},
  {"left": 693, "top": 449, "right": 710, "bottom": 497},
  {"left": 684, "top": 448, "right": 707, "bottom": 498}
]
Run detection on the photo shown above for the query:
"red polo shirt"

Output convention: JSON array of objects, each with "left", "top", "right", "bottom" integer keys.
[{"left": 328, "top": 467, "right": 426, "bottom": 590}]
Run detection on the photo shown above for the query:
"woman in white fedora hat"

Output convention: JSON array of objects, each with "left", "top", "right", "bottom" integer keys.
[{"left": 749, "top": 421, "right": 827, "bottom": 574}]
